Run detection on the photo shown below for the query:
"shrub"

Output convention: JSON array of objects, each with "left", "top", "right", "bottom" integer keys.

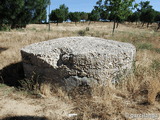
[
  {"left": 86, "top": 27, "right": 90, "bottom": 31},
  {"left": 0, "top": 24, "right": 11, "bottom": 31},
  {"left": 78, "top": 30, "right": 86, "bottom": 36}
]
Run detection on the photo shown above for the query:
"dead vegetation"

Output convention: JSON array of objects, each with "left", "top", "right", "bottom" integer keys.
[{"left": 0, "top": 22, "right": 160, "bottom": 120}]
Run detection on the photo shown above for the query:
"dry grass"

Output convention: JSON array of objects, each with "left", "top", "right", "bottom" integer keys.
[{"left": 0, "top": 22, "right": 160, "bottom": 120}]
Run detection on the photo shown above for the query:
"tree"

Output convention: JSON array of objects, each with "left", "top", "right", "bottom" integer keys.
[
  {"left": 0, "top": 0, "right": 24, "bottom": 29},
  {"left": 138, "top": 1, "right": 156, "bottom": 27},
  {"left": 138, "top": 1, "right": 152, "bottom": 10},
  {"left": 69, "top": 12, "right": 81, "bottom": 25},
  {"left": 59, "top": 4, "right": 69, "bottom": 21},
  {"left": 140, "top": 8, "right": 155, "bottom": 27},
  {"left": 154, "top": 11, "right": 160, "bottom": 30},
  {"left": 88, "top": 9, "right": 100, "bottom": 24},
  {"left": 80, "top": 12, "right": 88, "bottom": 22},
  {"left": 50, "top": 4, "right": 69, "bottom": 25},
  {"left": 154, "top": 11, "right": 160, "bottom": 22},
  {"left": 127, "top": 11, "right": 140, "bottom": 24},
  {"left": 104, "top": 0, "right": 135, "bottom": 34},
  {"left": 94, "top": 0, "right": 109, "bottom": 20},
  {"left": 0, "top": 0, "right": 50, "bottom": 29},
  {"left": 50, "top": 9, "right": 65, "bottom": 25}
]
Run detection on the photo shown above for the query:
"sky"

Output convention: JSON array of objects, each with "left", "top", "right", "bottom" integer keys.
[{"left": 48, "top": 0, "right": 160, "bottom": 13}]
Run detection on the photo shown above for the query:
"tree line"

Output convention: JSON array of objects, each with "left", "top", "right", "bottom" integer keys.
[
  {"left": 49, "top": 0, "right": 160, "bottom": 34},
  {"left": 0, "top": 0, "right": 160, "bottom": 31}
]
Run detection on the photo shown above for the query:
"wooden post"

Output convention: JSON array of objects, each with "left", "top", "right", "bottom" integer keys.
[{"left": 48, "top": 0, "right": 51, "bottom": 31}]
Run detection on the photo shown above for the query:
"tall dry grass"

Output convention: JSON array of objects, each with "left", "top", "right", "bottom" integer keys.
[{"left": 0, "top": 22, "right": 160, "bottom": 120}]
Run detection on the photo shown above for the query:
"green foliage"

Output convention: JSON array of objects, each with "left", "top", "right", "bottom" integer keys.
[
  {"left": 94, "top": 0, "right": 109, "bottom": 20},
  {"left": 0, "top": 0, "right": 49, "bottom": 29},
  {"left": 140, "top": 8, "right": 155, "bottom": 24},
  {"left": 151, "top": 59, "right": 160, "bottom": 71},
  {"left": 50, "top": 9, "right": 64, "bottom": 23},
  {"left": 77, "top": 27, "right": 90, "bottom": 36},
  {"left": 127, "top": 11, "right": 140, "bottom": 22},
  {"left": 0, "top": 84, "right": 7, "bottom": 88},
  {"left": 59, "top": 4, "right": 69, "bottom": 21},
  {"left": 88, "top": 9, "right": 100, "bottom": 21},
  {"left": 137, "top": 1, "right": 156, "bottom": 27},
  {"left": 50, "top": 4, "right": 69, "bottom": 25},
  {"left": 78, "top": 30, "right": 86, "bottom": 36},
  {"left": 80, "top": 12, "right": 88, "bottom": 21},
  {"left": 94, "top": 0, "right": 136, "bottom": 35},
  {"left": 0, "top": 24, "right": 11, "bottom": 31},
  {"left": 154, "top": 48, "right": 160, "bottom": 54},
  {"left": 139, "top": 1, "right": 152, "bottom": 10},
  {"left": 104, "top": 0, "right": 135, "bottom": 22},
  {"left": 154, "top": 11, "right": 160, "bottom": 22},
  {"left": 69, "top": 12, "right": 81, "bottom": 24}
]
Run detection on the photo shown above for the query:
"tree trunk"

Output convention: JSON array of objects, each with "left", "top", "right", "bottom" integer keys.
[
  {"left": 142, "top": 22, "right": 145, "bottom": 27},
  {"left": 147, "top": 22, "right": 149, "bottom": 28},
  {"left": 48, "top": 22, "right": 51, "bottom": 31},
  {"left": 11, "top": 24, "right": 17, "bottom": 29},
  {"left": 112, "top": 20, "right": 116, "bottom": 36},
  {"left": 157, "top": 22, "right": 160, "bottom": 30},
  {"left": 116, "top": 22, "right": 119, "bottom": 28},
  {"left": 88, "top": 21, "right": 91, "bottom": 25}
]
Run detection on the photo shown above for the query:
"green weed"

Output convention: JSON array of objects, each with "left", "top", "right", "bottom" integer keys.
[
  {"left": 154, "top": 48, "right": 160, "bottom": 54},
  {"left": 151, "top": 59, "right": 160, "bottom": 71},
  {"left": 136, "top": 43, "right": 153, "bottom": 50}
]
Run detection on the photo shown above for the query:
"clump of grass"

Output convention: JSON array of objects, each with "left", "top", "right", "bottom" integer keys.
[
  {"left": 78, "top": 30, "right": 86, "bottom": 36},
  {"left": 154, "top": 48, "right": 160, "bottom": 54},
  {"left": 151, "top": 59, "right": 160, "bottom": 71},
  {"left": 86, "top": 27, "right": 90, "bottom": 31},
  {"left": 18, "top": 75, "right": 40, "bottom": 94},
  {"left": 0, "top": 83, "right": 7, "bottom": 88},
  {"left": 16, "top": 28, "right": 25, "bottom": 32},
  {"left": 0, "top": 24, "right": 11, "bottom": 31},
  {"left": 136, "top": 43, "right": 153, "bottom": 50}
]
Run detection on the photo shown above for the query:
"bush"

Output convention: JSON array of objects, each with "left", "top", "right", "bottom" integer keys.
[
  {"left": 78, "top": 30, "right": 86, "bottom": 36},
  {"left": 86, "top": 27, "right": 90, "bottom": 31},
  {"left": 0, "top": 24, "right": 11, "bottom": 31}
]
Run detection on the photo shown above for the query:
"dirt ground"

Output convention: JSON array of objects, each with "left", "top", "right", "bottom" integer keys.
[{"left": 0, "top": 85, "right": 74, "bottom": 120}]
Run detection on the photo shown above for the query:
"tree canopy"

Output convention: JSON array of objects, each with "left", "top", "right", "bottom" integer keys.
[
  {"left": 0, "top": 0, "right": 49, "bottom": 29},
  {"left": 88, "top": 9, "right": 100, "bottom": 22},
  {"left": 69, "top": 12, "right": 81, "bottom": 25},
  {"left": 50, "top": 4, "right": 69, "bottom": 25},
  {"left": 0, "top": 0, "right": 160, "bottom": 30}
]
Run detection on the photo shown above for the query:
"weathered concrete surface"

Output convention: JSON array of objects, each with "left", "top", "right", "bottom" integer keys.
[{"left": 21, "top": 37, "right": 136, "bottom": 90}]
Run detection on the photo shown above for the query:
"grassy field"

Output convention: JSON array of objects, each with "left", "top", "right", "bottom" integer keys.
[{"left": 0, "top": 22, "right": 160, "bottom": 120}]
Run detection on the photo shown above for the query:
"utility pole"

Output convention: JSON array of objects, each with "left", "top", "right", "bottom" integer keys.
[{"left": 48, "top": 0, "right": 51, "bottom": 31}]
